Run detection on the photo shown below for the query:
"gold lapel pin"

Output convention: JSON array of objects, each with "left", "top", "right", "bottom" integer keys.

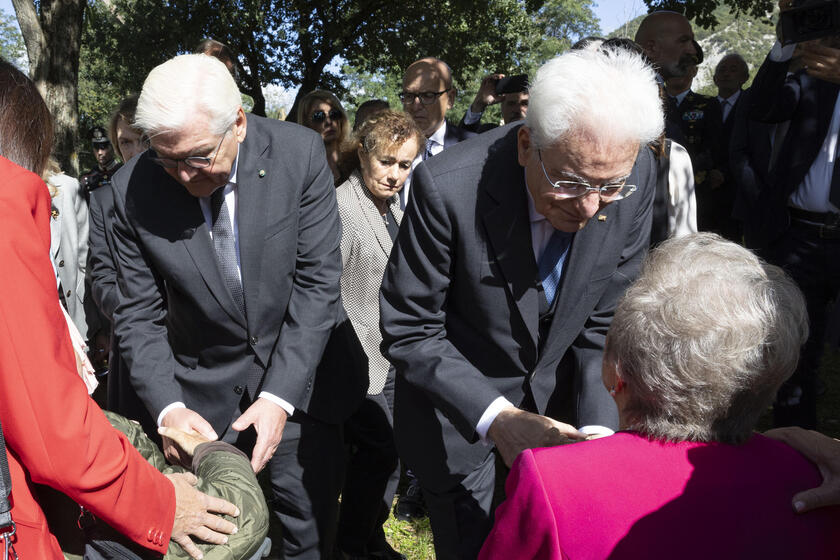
[
  {"left": 258, "top": 169, "right": 266, "bottom": 178},
  {"left": 597, "top": 214, "right": 607, "bottom": 222},
  {"left": 51, "top": 209, "right": 60, "bottom": 219}
]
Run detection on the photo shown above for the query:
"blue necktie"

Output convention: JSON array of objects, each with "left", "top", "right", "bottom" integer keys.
[
  {"left": 422, "top": 138, "right": 434, "bottom": 161},
  {"left": 538, "top": 229, "right": 572, "bottom": 306}
]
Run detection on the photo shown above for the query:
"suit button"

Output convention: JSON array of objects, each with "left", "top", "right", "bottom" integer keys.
[
  {"left": 65, "top": 289, "right": 71, "bottom": 297},
  {"left": 234, "top": 385, "right": 244, "bottom": 395},
  {"left": 249, "top": 336, "right": 258, "bottom": 345},
  {"left": 58, "top": 260, "right": 65, "bottom": 267},
  {"left": 147, "top": 528, "right": 154, "bottom": 541}
]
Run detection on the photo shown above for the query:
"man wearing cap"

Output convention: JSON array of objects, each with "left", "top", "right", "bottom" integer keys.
[
  {"left": 459, "top": 73, "right": 529, "bottom": 133},
  {"left": 80, "top": 126, "right": 122, "bottom": 200}
]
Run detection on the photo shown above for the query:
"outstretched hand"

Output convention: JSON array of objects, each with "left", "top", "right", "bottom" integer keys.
[
  {"left": 167, "top": 472, "right": 239, "bottom": 560},
  {"left": 488, "top": 407, "right": 585, "bottom": 467},
  {"left": 765, "top": 427, "right": 840, "bottom": 513},
  {"left": 159, "top": 426, "right": 212, "bottom": 458},
  {"left": 160, "top": 408, "right": 218, "bottom": 467}
]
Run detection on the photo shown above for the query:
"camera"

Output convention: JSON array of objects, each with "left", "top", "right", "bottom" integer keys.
[{"left": 779, "top": 0, "right": 840, "bottom": 45}]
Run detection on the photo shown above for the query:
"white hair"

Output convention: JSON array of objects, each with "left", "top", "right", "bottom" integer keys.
[
  {"left": 135, "top": 54, "right": 241, "bottom": 137},
  {"left": 525, "top": 47, "right": 663, "bottom": 149},
  {"left": 606, "top": 233, "right": 808, "bottom": 444}
]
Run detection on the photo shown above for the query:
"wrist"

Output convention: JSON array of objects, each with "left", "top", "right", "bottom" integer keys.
[{"left": 470, "top": 100, "right": 487, "bottom": 113}]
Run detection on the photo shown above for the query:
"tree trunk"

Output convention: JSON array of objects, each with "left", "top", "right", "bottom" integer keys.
[{"left": 12, "top": 0, "right": 85, "bottom": 176}]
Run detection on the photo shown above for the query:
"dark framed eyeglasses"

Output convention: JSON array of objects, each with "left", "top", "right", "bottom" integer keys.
[
  {"left": 150, "top": 131, "right": 227, "bottom": 170},
  {"left": 399, "top": 89, "right": 452, "bottom": 106},
  {"left": 538, "top": 150, "right": 636, "bottom": 202},
  {"left": 311, "top": 109, "right": 343, "bottom": 123}
]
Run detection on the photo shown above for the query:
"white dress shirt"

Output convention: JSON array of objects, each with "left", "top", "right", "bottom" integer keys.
[
  {"left": 401, "top": 120, "right": 448, "bottom": 208},
  {"left": 764, "top": 40, "right": 840, "bottom": 214},
  {"left": 157, "top": 147, "right": 296, "bottom": 426},
  {"left": 716, "top": 89, "right": 742, "bottom": 123}
]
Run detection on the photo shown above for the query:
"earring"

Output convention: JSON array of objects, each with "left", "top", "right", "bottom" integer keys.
[{"left": 608, "top": 387, "right": 617, "bottom": 397}]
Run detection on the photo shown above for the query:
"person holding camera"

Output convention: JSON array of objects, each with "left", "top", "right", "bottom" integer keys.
[
  {"left": 459, "top": 73, "right": 529, "bottom": 134},
  {"left": 79, "top": 126, "right": 122, "bottom": 200},
  {"left": 746, "top": 0, "right": 840, "bottom": 430}
]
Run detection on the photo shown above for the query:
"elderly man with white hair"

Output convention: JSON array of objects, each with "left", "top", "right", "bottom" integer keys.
[
  {"left": 380, "top": 47, "right": 662, "bottom": 559},
  {"left": 109, "top": 53, "right": 366, "bottom": 559}
]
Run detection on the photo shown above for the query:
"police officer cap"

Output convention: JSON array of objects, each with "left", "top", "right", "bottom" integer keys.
[{"left": 90, "top": 126, "right": 110, "bottom": 146}]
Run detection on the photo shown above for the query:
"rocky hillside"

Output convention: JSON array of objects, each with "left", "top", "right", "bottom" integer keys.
[{"left": 607, "top": 5, "right": 778, "bottom": 96}]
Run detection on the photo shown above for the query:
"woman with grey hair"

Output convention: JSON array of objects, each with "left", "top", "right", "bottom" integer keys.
[{"left": 480, "top": 233, "right": 840, "bottom": 559}]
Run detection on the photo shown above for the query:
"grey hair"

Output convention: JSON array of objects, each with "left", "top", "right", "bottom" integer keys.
[
  {"left": 135, "top": 54, "right": 241, "bottom": 137},
  {"left": 606, "top": 233, "right": 808, "bottom": 444},
  {"left": 524, "top": 47, "right": 663, "bottom": 150}
]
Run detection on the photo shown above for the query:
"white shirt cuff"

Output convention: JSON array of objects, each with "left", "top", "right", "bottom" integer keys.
[
  {"left": 259, "top": 391, "right": 296, "bottom": 416},
  {"left": 770, "top": 40, "right": 795, "bottom": 62},
  {"left": 463, "top": 108, "right": 483, "bottom": 125},
  {"left": 579, "top": 425, "right": 615, "bottom": 438},
  {"left": 157, "top": 402, "right": 186, "bottom": 427},
  {"left": 476, "top": 396, "right": 515, "bottom": 444}
]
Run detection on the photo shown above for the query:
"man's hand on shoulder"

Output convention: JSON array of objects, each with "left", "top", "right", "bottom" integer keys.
[
  {"left": 161, "top": 408, "right": 218, "bottom": 467},
  {"left": 765, "top": 426, "right": 840, "bottom": 513},
  {"left": 488, "top": 407, "right": 585, "bottom": 467},
  {"left": 231, "top": 397, "right": 288, "bottom": 473},
  {"left": 167, "top": 472, "right": 239, "bottom": 560}
]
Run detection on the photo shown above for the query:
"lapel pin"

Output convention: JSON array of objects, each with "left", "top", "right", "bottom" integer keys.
[
  {"left": 51, "top": 209, "right": 60, "bottom": 219},
  {"left": 597, "top": 214, "right": 607, "bottom": 222},
  {"left": 258, "top": 169, "right": 266, "bottom": 178}
]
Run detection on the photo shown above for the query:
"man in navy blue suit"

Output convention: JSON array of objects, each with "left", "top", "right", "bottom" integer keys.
[{"left": 747, "top": 0, "right": 840, "bottom": 429}]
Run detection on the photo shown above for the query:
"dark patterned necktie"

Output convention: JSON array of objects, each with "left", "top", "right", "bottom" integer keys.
[
  {"left": 422, "top": 138, "right": 434, "bottom": 161},
  {"left": 537, "top": 229, "right": 572, "bottom": 305},
  {"left": 210, "top": 187, "right": 245, "bottom": 314}
]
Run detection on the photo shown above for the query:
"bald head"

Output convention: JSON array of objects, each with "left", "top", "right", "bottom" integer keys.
[
  {"left": 714, "top": 53, "right": 749, "bottom": 98},
  {"left": 401, "top": 57, "right": 456, "bottom": 136},
  {"left": 635, "top": 11, "right": 697, "bottom": 79}
]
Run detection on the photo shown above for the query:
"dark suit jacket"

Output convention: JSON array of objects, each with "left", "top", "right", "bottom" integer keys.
[
  {"left": 379, "top": 125, "right": 656, "bottom": 489},
  {"left": 110, "top": 114, "right": 366, "bottom": 436},
  {"left": 443, "top": 119, "right": 476, "bottom": 147},
  {"left": 458, "top": 112, "right": 498, "bottom": 134},
  {"left": 747, "top": 54, "right": 840, "bottom": 246}
]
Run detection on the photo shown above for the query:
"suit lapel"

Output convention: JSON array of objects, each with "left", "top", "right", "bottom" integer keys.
[
  {"left": 481, "top": 148, "right": 539, "bottom": 352},
  {"left": 350, "top": 171, "right": 394, "bottom": 257},
  {"left": 236, "top": 131, "right": 269, "bottom": 333}
]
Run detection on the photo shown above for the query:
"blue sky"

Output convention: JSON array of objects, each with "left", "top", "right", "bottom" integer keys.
[{"left": 2, "top": 0, "right": 643, "bottom": 37}]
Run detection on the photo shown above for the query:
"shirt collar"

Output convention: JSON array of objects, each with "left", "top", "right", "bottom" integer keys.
[
  {"left": 428, "top": 120, "right": 447, "bottom": 147},
  {"left": 717, "top": 90, "right": 741, "bottom": 106},
  {"left": 524, "top": 170, "right": 545, "bottom": 224},
  {"left": 672, "top": 89, "right": 691, "bottom": 106},
  {"left": 228, "top": 143, "right": 240, "bottom": 186}
]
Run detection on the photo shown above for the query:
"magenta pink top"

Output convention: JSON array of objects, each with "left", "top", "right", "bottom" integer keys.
[{"left": 480, "top": 432, "right": 840, "bottom": 559}]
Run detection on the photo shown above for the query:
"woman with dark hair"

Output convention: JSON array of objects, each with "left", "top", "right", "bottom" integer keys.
[
  {"left": 297, "top": 89, "right": 350, "bottom": 183},
  {"left": 334, "top": 110, "right": 424, "bottom": 559},
  {"left": 0, "top": 59, "right": 237, "bottom": 559}
]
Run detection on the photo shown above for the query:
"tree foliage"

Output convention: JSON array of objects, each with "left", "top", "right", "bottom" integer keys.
[
  {"left": 643, "top": 0, "right": 775, "bottom": 29},
  {"left": 0, "top": 10, "right": 25, "bottom": 66}
]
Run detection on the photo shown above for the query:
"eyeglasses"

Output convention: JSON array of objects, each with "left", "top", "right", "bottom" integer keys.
[
  {"left": 150, "top": 131, "right": 227, "bottom": 169},
  {"left": 311, "top": 109, "right": 343, "bottom": 123},
  {"left": 538, "top": 150, "right": 636, "bottom": 202},
  {"left": 399, "top": 89, "right": 452, "bottom": 106}
]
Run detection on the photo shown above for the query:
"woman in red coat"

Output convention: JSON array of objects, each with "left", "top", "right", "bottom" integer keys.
[{"left": 0, "top": 60, "right": 236, "bottom": 559}]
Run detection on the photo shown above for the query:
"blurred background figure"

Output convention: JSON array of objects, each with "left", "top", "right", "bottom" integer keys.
[
  {"left": 480, "top": 234, "right": 840, "bottom": 559},
  {"left": 460, "top": 73, "right": 529, "bottom": 133},
  {"left": 298, "top": 89, "right": 350, "bottom": 183},
  {"left": 334, "top": 109, "right": 424, "bottom": 560},
  {"left": 195, "top": 38, "right": 239, "bottom": 79},
  {"left": 79, "top": 125, "right": 121, "bottom": 201},
  {"left": 353, "top": 98, "right": 390, "bottom": 131},
  {"left": 108, "top": 94, "right": 147, "bottom": 163}
]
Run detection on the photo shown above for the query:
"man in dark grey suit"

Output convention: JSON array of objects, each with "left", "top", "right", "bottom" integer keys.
[
  {"left": 380, "top": 47, "right": 663, "bottom": 559},
  {"left": 110, "top": 54, "right": 366, "bottom": 559}
]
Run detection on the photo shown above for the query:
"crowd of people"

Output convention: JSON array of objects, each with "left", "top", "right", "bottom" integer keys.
[{"left": 3, "top": 4, "right": 840, "bottom": 560}]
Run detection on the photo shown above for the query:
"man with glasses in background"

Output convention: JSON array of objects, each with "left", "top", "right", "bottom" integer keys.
[
  {"left": 380, "top": 47, "right": 662, "bottom": 559},
  {"left": 109, "top": 53, "right": 366, "bottom": 559},
  {"left": 398, "top": 57, "right": 474, "bottom": 209}
]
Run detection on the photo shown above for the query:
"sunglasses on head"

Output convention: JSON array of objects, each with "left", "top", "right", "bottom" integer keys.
[{"left": 311, "top": 109, "right": 342, "bottom": 123}]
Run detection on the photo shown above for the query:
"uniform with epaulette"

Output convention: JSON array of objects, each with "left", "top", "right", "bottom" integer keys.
[{"left": 79, "top": 126, "right": 122, "bottom": 201}]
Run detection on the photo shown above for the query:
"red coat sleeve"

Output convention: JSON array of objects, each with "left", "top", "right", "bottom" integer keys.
[
  {"left": 478, "top": 449, "right": 563, "bottom": 560},
  {"left": 0, "top": 157, "right": 175, "bottom": 554}
]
